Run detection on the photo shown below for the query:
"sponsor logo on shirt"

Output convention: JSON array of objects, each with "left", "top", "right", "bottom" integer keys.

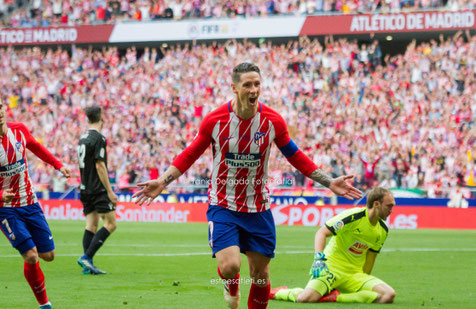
[
  {"left": 348, "top": 240, "right": 369, "bottom": 256},
  {"left": 224, "top": 153, "right": 261, "bottom": 168},
  {"left": 0, "top": 158, "right": 26, "bottom": 177}
]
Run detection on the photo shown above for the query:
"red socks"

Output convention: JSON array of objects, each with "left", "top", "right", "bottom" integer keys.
[
  {"left": 248, "top": 282, "right": 270, "bottom": 309},
  {"left": 24, "top": 262, "right": 48, "bottom": 305},
  {"left": 217, "top": 266, "right": 240, "bottom": 296}
]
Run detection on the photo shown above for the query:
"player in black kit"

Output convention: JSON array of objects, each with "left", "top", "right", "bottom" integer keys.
[{"left": 77, "top": 106, "right": 117, "bottom": 275}]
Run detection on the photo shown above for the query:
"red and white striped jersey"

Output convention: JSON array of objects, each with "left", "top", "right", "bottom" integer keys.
[
  {"left": 0, "top": 122, "right": 63, "bottom": 208},
  {"left": 172, "top": 102, "right": 317, "bottom": 213}
]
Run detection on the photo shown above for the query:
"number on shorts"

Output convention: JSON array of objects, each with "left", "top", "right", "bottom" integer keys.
[
  {"left": 77, "top": 144, "right": 86, "bottom": 168},
  {"left": 1, "top": 219, "right": 12, "bottom": 234},
  {"left": 326, "top": 272, "right": 336, "bottom": 285}
]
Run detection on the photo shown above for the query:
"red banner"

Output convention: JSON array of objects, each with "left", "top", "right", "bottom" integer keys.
[
  {"left": 0, "top": 25, "right": 114, "bottom": 46},
  {"left": 300, "top": 10, "right": 476, "bottom": 35},
  {"left": 39, "top": 200, "right": 476, "bottom": 229}
]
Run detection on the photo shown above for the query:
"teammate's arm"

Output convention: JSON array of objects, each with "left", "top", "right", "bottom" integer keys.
[
  {"left": 363, "top": 250, "right": 378, "bottom": 274},
  {"left": 96, "top": 160, "right": 117, "bottom": 206},
  {"left": 22, "top": 124, "right": 71, "bottom": 177}
]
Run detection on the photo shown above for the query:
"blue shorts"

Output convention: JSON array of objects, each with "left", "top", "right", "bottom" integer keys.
[
  {"left": 0, "top": 203, "right": 55, "bottom": 255},
  {"left": 207, "top": 205, "right": 276, "bottom": 258}
]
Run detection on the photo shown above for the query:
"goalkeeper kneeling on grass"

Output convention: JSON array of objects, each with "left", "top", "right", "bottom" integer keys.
[{"left": 270, "top": 187, "right": 396, "bottom": 304}]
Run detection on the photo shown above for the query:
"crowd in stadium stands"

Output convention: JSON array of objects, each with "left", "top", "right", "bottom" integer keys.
[
  {"left": 0, "top": 0, "right": 474, "bottom": 28},
  {"left": 1, "top": 30, "right": 474, "bottom": 198}
]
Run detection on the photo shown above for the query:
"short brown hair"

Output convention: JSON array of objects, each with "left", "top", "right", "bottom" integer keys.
[
  {"left": 232, "top": 63, "right": 261, "bottom": 84},
  {"left": 367, "top": 187, "right": 391, "bottom": 209}
]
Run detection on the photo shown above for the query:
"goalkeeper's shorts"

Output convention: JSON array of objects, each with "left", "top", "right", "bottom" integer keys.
[{"left": 305, "top": 264, "right": 386, "bottom": 296}]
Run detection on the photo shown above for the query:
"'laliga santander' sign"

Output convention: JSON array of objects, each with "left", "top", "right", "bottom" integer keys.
[{"left": 39, "top": 200, "right": 476, "bottom": 230}]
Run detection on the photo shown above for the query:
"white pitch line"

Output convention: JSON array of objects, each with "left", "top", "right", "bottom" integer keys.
[
  {"left": 0, "top": 244, "right": 314, "bottom": 248},
  {"left": 0, "top": 248, "right": 475, "bottom": 258}
]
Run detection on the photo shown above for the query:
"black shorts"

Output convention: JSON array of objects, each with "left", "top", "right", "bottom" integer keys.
[{"left": 80, "top": 192, "right": 115, "bottom": 216}]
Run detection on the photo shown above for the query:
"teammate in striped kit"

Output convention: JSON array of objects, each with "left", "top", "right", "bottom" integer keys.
[
  {"left": 133, "top": 63, "right": 362, "bottom": 309},
  {"left": 0, "top": 98, "right": 72, "bottom": 309}
]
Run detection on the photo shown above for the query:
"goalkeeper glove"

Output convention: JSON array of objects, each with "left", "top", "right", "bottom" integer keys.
[{"left": 309, "top": 252, "right": 330, "bottom": 279}]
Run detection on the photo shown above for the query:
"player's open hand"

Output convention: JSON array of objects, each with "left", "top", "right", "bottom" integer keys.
[
  {"left": 133, "top": 180, "right": 165, "bottom": 206},
  {"left": 1, "top": 188, "right": 14, "bottom": 203},
  {"left": 60, "top": 166, "right": 72, "bottom": 178},
  {"left": 329, "top": 175, "right": 362, "bottom": 200}
]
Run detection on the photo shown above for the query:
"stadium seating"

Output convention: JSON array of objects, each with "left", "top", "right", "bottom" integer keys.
[
  {"left": 2, "top": 31, "right": 474, "bottom": 197},
  {"left": 1, "top": 0, "right": 474, "bottom": 28}
]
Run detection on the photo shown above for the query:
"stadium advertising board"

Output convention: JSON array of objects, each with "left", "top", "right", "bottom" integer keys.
[
  {"left": 270, "top": 204, "right": 476, "bottom": 229},
  {"left": 0, "top": 25, "right": 114, "bottom": 46},
  {"left": 0, "top": 10, "right": 473, "bottom": 46},
  {"left": 300, "top": 10, "right": 476, "bottom": 35},
  {"left": 40, "top": 200, "right": 476, "bottom": 229},
  {"left": 109, "top": 10, "right": 475, "bottom": 42},
  {"left": 108, "top": 16, "right": 306, "bottom": 42}
]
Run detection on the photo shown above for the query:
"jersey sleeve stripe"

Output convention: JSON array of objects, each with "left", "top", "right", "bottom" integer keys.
[
  {"left": 326, "top": 224, "right": 337, "bottom": 235},
  {"left": 369, "top": 248, "right": 381, "bottom": 253},
  {"left": 379, "top": 219, "right": 389, "bottom": 233},
  {"left": 341, "top": 209, "right": 366, "bottom": 224},
  {"left": 278, "top": 139, "right": 298, "bottom": 158}
]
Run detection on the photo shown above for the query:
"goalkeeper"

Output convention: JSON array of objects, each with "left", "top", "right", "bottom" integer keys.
[{"left": 270, "top": 187, "right": 396, "bottom": 304}]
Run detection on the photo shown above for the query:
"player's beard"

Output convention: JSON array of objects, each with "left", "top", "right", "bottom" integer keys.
[
  {"left": 237, "top": 94, "right": 258, "bottom": 111},
  {"left": 243, "top": 93, "right": 258, "bottom": 111}
]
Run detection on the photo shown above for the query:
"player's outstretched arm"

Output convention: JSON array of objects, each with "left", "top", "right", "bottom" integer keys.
[
  {"left": 273, "top": 119, "right": 361, "bottom": 200},
  {"left": 21, "top": 123, "right": 64, "bottom": 171},
  {"left": 133, "top": 166, "right": 182, "bottom": 206},
  {"left": 309, "top": 169, "right": 362, "bottom": 200}
]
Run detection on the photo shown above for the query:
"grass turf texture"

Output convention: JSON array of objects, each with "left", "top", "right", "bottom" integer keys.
[{"left": 1, "top": 221, "right": 475, "bottom": 308}]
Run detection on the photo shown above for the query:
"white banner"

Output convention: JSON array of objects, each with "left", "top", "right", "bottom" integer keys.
[{"left": 109, "top": 16, "right": 306, "bottom": 42}]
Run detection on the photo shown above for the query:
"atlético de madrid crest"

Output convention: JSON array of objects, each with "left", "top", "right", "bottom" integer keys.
[
  {"left": 254, "top": 132, "right": 265, "bottom": 146},
  {"left": 15, "top": 142, "right": 24, "bottom": 153}
]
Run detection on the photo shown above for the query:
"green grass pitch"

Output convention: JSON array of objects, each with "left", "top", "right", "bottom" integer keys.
[{"left": 1, "top": 221, "right": 475, "bottom": 308}]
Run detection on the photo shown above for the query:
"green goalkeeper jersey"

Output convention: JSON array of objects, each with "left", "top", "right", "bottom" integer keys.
[{"left": 324, "top": 207, "right": 388, "bottom": 274}]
